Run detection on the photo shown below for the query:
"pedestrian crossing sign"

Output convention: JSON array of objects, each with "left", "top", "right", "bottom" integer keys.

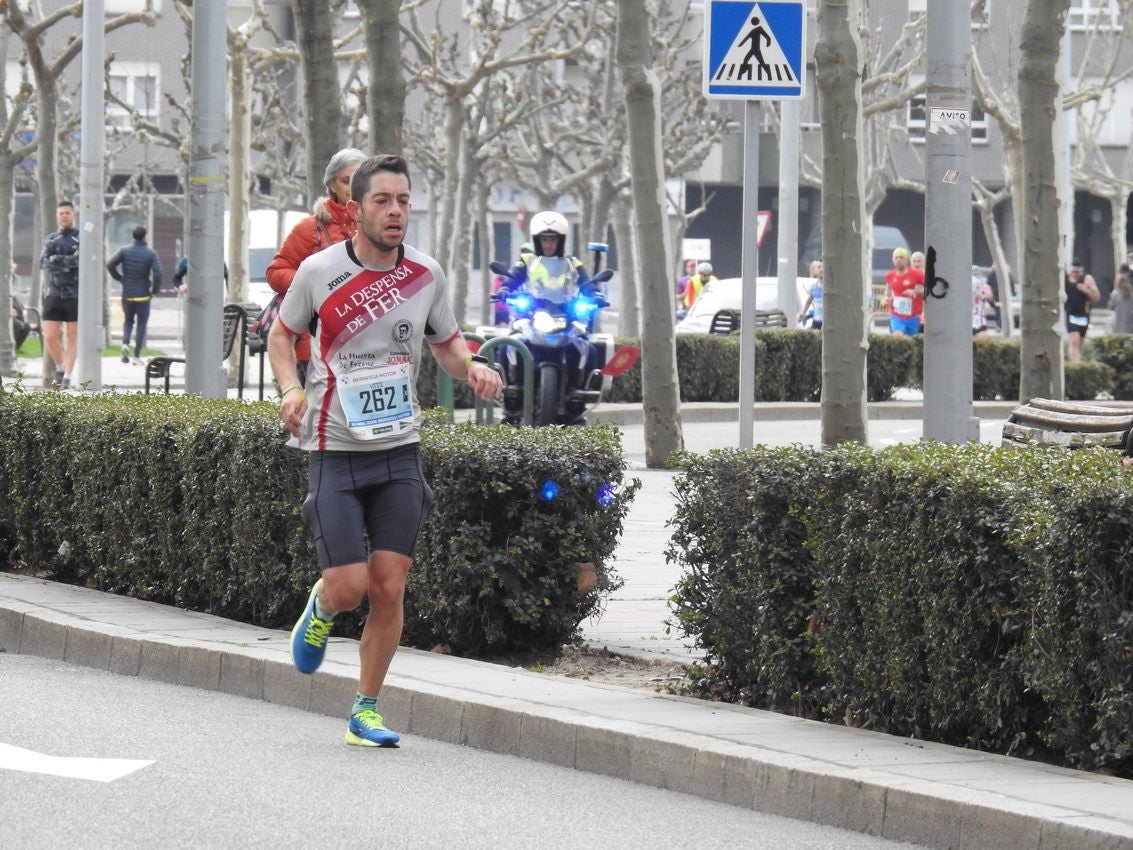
[{"left": 705, "top": 1, "right": 806, "bottom": 100}]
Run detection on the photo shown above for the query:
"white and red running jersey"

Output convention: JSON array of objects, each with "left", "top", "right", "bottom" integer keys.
[{"left": 277, "top": 239, "right": 460, "bottom": 452}]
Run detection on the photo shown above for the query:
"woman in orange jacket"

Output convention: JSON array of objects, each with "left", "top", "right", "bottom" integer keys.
[{"left": 266, "top": 147, "right": 367, "bottom": 382}]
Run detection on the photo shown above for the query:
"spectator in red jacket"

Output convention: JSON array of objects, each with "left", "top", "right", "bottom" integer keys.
[{"left": 266, "top": 148, "right": 367, "bottom": 382}]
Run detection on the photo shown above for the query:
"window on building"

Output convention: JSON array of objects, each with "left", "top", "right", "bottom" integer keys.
[
  {"left": 105, "top": 0, "right": 163, "bottom": 12},
  {"left": 908, "top": 0, "right": 989, "bottom": 27},
  {"left": 907, "top": 93, "right": 988, "bottom": 144},
  {"left": 1069, "top": 0, "right": 1122, "bottom": 30},
  {"left": 107, "top": 62, "right": 159, "bottom": 130}
]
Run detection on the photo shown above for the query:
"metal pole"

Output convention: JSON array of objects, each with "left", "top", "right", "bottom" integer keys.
[
  {"left": 922, "top": 1, "right": 977, "bottom": 443},
  {"left": 186, "top": 0, "right": 228, "bottom": 397},
  {"left": 739, "top": 101, "right": 761, "bottom": 449},
  {"left": 776, "top": 99, "right": 800, "bottom": 321},
  {"left": 74, "top": 0, "right": 104, "bottom": 390}
]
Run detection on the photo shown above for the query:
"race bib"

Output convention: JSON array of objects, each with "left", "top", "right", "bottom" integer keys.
[
  {"left": 1068, "top": 314, "right": 1089, "bottom": 327},
  {"left": 335, "top": 362, "right": 415, "bottom": 440},
  {"left": 892, "top": 296, "right": 914, "bottom": 316}
]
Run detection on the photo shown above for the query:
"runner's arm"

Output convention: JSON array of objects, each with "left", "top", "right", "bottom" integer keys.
[
  {"left": 430, "top": 335, "right": 502, "bottom": 402},
  {"left": 268, "top": 318, "right": 306, "bottom": 436}
]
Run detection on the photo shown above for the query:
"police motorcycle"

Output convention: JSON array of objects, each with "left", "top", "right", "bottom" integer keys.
[{"left": 483, "top": 211, "right": 615, "bottom": 427}]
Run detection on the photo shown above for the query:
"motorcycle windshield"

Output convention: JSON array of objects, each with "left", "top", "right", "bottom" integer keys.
[{"left": 524, "top": 257, "right": 576, "bottom": 305}]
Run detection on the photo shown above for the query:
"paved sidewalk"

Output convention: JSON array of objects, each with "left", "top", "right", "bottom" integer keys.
[{"left": 3, "top": 572, "right": 1132, "bottom": 849}]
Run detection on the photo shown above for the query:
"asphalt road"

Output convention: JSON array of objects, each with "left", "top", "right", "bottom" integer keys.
[{"left": 1, "top": 654, "right": 926, "bottom": 850}]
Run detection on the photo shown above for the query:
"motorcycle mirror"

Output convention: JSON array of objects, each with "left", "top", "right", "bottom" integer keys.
[
  {"left": 489, "top": 261, "right": 511, "bottom": 276},
  {"left": 592, "top": 269, "right": 614, "bottom": 284}
]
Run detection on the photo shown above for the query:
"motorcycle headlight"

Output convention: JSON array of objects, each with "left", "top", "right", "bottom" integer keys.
[
  {"left": 568, "top": 295, "right": 600, "bottom": 322},
  {"left": 506, "top": 292, "right": 534, "bottom": 315},
  {"left": 533, "top": 310, "right": 566, "bottom": 334}
]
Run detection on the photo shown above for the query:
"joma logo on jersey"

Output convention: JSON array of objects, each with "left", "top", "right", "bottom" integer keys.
[{"left": 327, "top": 271, "right": 352, "bottom": 291}]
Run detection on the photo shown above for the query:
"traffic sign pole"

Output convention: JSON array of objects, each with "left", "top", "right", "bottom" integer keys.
[
  {"left": 739, "top": 101, "right": 761, "bottom": 450},
  {"left": 705, "top": 2, "right": 805, "bottom": 449}
]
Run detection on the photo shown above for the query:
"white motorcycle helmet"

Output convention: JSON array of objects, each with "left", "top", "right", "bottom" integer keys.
[
  {"left": 697, "top": 261, "right": 713, "bottom": 276},
  {"left": 529, "top": 210, "right": 569, "bottom": 258}
]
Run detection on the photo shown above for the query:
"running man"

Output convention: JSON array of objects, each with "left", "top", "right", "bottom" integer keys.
[
  {"left": 268, "top": 154, "right": 502, "bottom": 747},
  {"left": 885, "top": 247, "right": 925, "bottom": 336}
]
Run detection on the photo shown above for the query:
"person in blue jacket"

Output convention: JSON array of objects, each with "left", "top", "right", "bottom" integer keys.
[{"left": 107, "top": 226, "right": 163, "bottom": 364}]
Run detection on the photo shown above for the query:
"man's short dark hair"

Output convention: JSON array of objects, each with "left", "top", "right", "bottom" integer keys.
[
  {"left": 57, "top": 201, "right": 74, "bottom": 210},
  {"left": 132, "top": 226, "right": 147, "bottom": 241},
  {"left": 350, "top": 154, "right": 411, "bottom": 203}
]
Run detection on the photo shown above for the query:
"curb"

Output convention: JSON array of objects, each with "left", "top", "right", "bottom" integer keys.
[{"left": 2, "top": 575, "right": 1130, "bottom": 850}]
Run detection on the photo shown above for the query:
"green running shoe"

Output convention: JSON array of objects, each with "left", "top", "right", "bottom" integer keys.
[
  {"left": 289, "top": 580, "right": 333, "bottom": 674},
  {"left": 345, "top": 709, "right": 400, "bottom": 747}
]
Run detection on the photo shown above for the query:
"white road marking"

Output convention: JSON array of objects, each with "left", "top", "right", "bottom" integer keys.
[{"left": 0, "top": 742, "right": 153, "bottom": 782}]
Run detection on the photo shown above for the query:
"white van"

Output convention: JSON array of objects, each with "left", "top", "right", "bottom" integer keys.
[
  {"left": 224, "top": 209, "right": 307, "bottom": 309},
  {"left": 675, "top": 277, "right": 810, "bottom": 334}
]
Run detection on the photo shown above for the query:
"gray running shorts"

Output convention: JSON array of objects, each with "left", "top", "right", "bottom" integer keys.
[{"left": 302, "top": 443, "right": 433, "bottom": 568}]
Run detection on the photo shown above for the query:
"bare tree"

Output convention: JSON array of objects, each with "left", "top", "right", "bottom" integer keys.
[
  {"left": 5, "top": 0, "right": 155, "bottom": 382},
  {"left": 292, "top": 0, "right": 344, "bottom": 198},
  {"left": 400, "top": 0, "right": 595, "bottom": 317},
  {"left": 815, "top": 0, "right": 869, "bottom": 445},
  {"left": 0, "top": 32, "right": 35, "bottom": 373},
  {"left": 616, "top": 0, "right": 682, "bottom": 467},
  {"left": 358, "top": 0, "right": 404, "bottom": 154},
  {"left": 1018, "top": 0, "right": 1072, "bottom": 402}
]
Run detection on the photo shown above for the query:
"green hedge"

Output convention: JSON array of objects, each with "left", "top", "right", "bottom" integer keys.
[
  {"left": 668, "top": 444, "right": 1133, "bottom": 776},
  {"left": 595, "top": 332, "right": 1118, "bottom": 405},
  {"left": 0, "top": 389, "right": 638, "bottom": 655},
  {"left": 1086, "top": 334, "right": 1133, "bottom": 400}
]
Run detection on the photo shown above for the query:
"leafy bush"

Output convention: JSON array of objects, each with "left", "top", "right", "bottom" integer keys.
[
  {"left": 1064, "top": 360, "right": 1114, "bottom": 400},
  {"left": 412, "top": 422, "right": 639, "bottom": 654},
  {"left": 667, "top": 442, "right": 1133, "bottom": 776},
  {"left": 1086, "top": 335, "right": 1133, "bottom": 399},
  {"left": 972, "top": 337, "right": 1021, "bottom": 400},
  {"left": 668, "top": 449, "right": 822, "bottom": 715},
  {"left": 866, "top": 334, "right": 917, "bottom": 401},
  {"left": 0, "top": 389, "right": 637, "bottom": 656}
]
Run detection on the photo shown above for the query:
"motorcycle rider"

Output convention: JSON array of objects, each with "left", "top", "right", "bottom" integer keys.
[{"left": 500, "top": 211, "right": 597, "bottom": 299}]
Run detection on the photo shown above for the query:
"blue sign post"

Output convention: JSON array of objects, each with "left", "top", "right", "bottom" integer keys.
[{"left": 704, "top": 1, "right": 806, "bottom": 101}]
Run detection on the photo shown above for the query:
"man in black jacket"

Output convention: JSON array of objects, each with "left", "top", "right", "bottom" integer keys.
[
  {"left": 107, "top": 226, "right": 163, "bottom": 364},
  {"left": 39, "top": 201, "right": 80, "bottom": 387}
]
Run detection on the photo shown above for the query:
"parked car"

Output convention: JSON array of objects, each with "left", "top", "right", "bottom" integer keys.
[{"left": 675, "top": 277, "right": 809, "bottom": 334}]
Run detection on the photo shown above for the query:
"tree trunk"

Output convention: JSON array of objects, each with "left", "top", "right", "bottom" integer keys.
[
  {"left": 449, "top": 133, "right": 476, "bottom": 324},
  {"left": 476, "top": 176, "right": 492, "bottom": 326},
  {"left": 815, "top": 0, "right": 868, "bottom": 446},
  {"left": 228, "top": 50, "right": 251, "bottom": 302},
  {"left": 0, "top": 157, "right": 14, "bottom": 371},
  {"left": 1018, "top": 0, "right": 1071, "bottom": 402},
  {"left": 434, "top": 98, "right": 464, "bottom": 274},
  {"left": 359, "top": 0, "right": 405, "bottom": 155},
  {"left": 613, "top": 194, "right": 639, "bottom": 338},
  {"left": 292, "top": 0, "right": 342, "bottom": 202},
  {"left": 616, "top": 0, "right": 683, "bottom": 467}
]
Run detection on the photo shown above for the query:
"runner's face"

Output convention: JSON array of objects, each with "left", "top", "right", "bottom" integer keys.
[
  {"left": 893, "top": 253, "right": 907, "bottom": 271},
  {"left": 56, "top": 206, "right": 74, "bottom": 229},
  {"left": 353, "top": 170, "right": 411, "bottom": 253}
]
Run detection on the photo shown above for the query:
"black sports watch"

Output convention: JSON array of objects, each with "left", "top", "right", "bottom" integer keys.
[{"left": 468, "top": 354, "right": 490, "bottom": 365}]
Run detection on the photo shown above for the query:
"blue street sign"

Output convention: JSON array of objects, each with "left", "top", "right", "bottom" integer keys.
[{"left": 704, "top": 1, "right": 806, "bottom": 100}]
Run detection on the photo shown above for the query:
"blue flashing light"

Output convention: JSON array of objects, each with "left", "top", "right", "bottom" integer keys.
[
  {"left": 507, "top": 292, "right": 534, "bottom": 315},
  {"left": 596, "top": 483, "right": 615, "bottom": 507},
  {"left": 540, "top": 479, "right": 559, "bottom": 502},
  {"left": 569, "top": 296, "right": 599, "bottom": 322}
]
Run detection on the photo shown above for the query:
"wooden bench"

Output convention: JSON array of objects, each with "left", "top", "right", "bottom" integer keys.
[
  {"left": 146, "top": 303, "right": 264, "bottom": 397},
  {"left": 1001, "top": 398, "right": 1133, "bottom": 454}
]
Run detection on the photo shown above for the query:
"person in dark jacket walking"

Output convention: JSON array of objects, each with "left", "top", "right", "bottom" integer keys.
[
  {"left": 107, "top": 226, "right": 163, "bottom": 364},
  {"left": 40, "top": 201, "right": 80, "bottom": 387}
]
